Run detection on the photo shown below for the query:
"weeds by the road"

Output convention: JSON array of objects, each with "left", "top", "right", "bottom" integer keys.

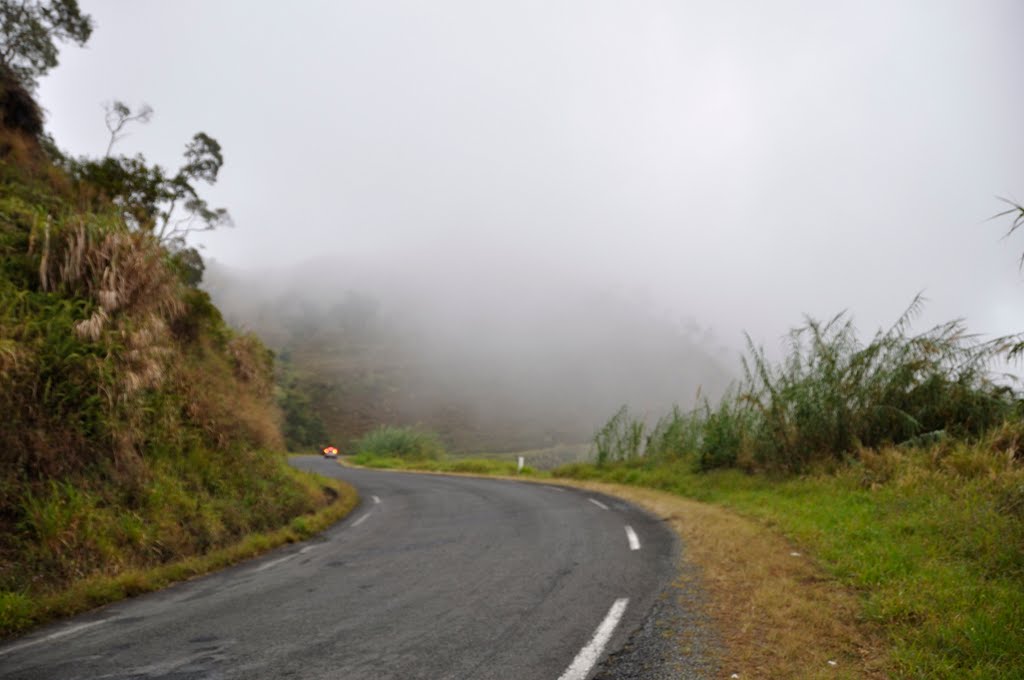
[
  {"left": 354, "top": 426, "right": 445, "bottom": 461},
  {"left": 351, "top": 425, "right": 541, "bottom": 474},
  {"left": 570, "top": 300, "right": 1024, "bottom": 676},
  {"left": 561, "top": 479, "right": 888, "bottom": 679},
  {"left": 555, "top": 430, "right": 1024, "bottom": 678},
  {"left": 350, "top": 452, "right": 533, "bottom": 476},
  {"left": 0, "top": 465, "right": 357, "bottom": 638},
  {"left": 595, "top": 299, "right": 1018, "bottom": 473}
]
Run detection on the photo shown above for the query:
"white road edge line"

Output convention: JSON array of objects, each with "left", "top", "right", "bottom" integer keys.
[
  {"left": 0, "top": 619, "right": 109, "bottom": 658},
  {"left": 588, "top": 498, "right": 609, "bottom": 510},
  {"left": 372, "top": 495, "right": 381, "bottom": 504},
  {"left": 254, "top": 553, "right": 297, "bottom": 572},
  {"left": 625, "top": 525, "right": 641, "bottom": 551},
  {"left": 557, "top": 598, "right": 630, "bottom": 680},
  {"left": 351, "top": 511, "right": 372, "bottom": 527}
]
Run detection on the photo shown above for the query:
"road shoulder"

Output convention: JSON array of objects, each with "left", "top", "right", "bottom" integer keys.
[{"left": 560, "top": 480, "right": 889, "bottom": 679}]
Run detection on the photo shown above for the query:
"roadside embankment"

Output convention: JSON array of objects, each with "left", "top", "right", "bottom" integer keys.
[{"left": 0, "top": 460, "right": 357, "bottom": 639}]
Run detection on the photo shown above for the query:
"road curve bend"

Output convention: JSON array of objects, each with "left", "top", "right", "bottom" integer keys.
[{"left": 0, "top": 458, "right": 676, "bottom": 680}]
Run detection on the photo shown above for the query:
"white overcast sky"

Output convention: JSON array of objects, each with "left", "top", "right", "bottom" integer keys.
[{"left": 37, "top": 0, "right": 1024, "bottom": 349}]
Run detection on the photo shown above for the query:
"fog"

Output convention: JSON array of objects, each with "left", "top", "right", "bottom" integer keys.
[{"left": 36, "top": 1, "right": 1024, "bottom": 445}]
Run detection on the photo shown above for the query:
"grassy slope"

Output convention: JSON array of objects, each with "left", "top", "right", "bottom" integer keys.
[
  {"left": 554, "top": 437, "right": 1024, "bottom": 679},
  {"left": 0, "top": 468, "right": 357, "bottom": 637},
  {"left": 0, "top": 107, "right": 354, "bottom": 636}
]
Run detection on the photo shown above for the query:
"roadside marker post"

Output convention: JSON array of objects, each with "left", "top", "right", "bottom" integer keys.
[{"left": 517, "top": 456, "right": 525, "bottom": 473}]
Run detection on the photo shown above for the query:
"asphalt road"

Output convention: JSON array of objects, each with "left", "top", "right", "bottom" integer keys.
[{"left": 0, "top": 458, "right": 677, "bottom": 680}]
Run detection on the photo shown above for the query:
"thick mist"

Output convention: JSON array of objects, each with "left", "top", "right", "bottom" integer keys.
[
  {"left": 35, "top": 1, "right": 1024, "bottom": 445},
  {"left": 205, "top": 252, "right": 731, "bottom": 448}
]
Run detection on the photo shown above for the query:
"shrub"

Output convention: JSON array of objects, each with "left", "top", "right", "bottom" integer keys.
[
  {"left": 592, "top": 298, "right": 1019, "bottom": 473},
  {"left": 354, "top": 426, "right": 444, "bottom": 461}
]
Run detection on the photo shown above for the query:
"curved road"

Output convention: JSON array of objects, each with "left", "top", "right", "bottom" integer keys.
[{"left": 0, "top": 459, "right": 676, "bottom": 679}]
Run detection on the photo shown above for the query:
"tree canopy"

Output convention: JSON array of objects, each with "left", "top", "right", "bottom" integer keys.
[
  {"left": 0, "top": 0, "right": 92, "bottom": 89},
  {"left": 73, "top": 124, "right": 232, "bottom": 247}
]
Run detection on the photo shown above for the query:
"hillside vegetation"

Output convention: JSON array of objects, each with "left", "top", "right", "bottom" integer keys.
[
  {"left": 554, "top": 303, "right": 1024, "bottom": 678},
  {"left": 0, "top": 66, "right": 347, "bottom": 635}
]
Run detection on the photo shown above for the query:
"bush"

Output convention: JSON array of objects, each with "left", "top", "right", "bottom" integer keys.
[
  {"left": 592, "top": 298, "right": 1020, "bottom": 473},
  {"left": 354, "top": 426, "right": 445, "bottom": 461}
]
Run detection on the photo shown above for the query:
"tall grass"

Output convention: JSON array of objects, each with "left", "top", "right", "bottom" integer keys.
[
  {"left": 1, "top": 117, "right": 335, "bottom": 632},
  {"left": 557, "top": 425, "right": 1024, "bottom": 678},
  {"left": 593, "top": 406, "right": 646, "bottom": 465},
  {"left": 354, "top": 425, "right": 445, "bottom": 461},
  {"left": 594, "top": 298, "right": 1019, "bottom": 472}
]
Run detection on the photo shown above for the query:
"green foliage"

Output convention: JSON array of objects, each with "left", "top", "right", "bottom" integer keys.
[
  {"left": 593, "top": 298, "right": 1019, "bottom": 473},
  {"left": 354, "top": 426, "right": 445, "bottom": 461},
  {"left": 168, "top": 246, "right": 205, "bottom": 286},
  {"left": 276, "top": 353, "right": 328, "bottom": 451},
  {"left": 70, "top": 129, "right": 230, "bottom": 246},
  {"left": 0, "top": 63, "right": 336, "bottom": 637},
  {"left": 0, "top": 0, "right": 92, "bottom": 90},
  {"left": 555, "top": 428, "right": 1024, "bottom": 678},
  {"left": 0, "top": 468, "right": 356, "bottom": 637},
  {"left": 593, "top": 405, "right": 646, "bottom": 465},
  {"left": 351, "top": 452, "right": 532, "bottom": 476}
]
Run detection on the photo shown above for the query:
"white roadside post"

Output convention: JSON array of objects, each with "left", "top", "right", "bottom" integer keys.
[{"left": 517, "top": 456, "right": 525, "bottom": 473}]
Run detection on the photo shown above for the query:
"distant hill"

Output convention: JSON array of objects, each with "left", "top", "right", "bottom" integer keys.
[{"left": 204, "top": 257, "right": 733, "bottom": 451}]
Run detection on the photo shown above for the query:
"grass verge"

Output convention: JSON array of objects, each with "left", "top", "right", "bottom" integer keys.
[
  {"left": 554, "top": 443, "right": 1024, "bottom": 679},
  {"left": 343, "top": 454, "right": 888, "bottom": 677},
  {"left": 556, "top": 478, "right": 887, "bottom": 679},
  {"left": 0, "top": 463, "right": 357, "bottom": 639},
  {"left": 350, "top": 452, "right": 533, "bottom": 475},
  {"left": 349, "top": 438, "right": 1024, "bottom": 677}
]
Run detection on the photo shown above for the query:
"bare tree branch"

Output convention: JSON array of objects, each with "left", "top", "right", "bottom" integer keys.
[{"left": 103, "top": 100, "right": 153, "bottom": 156}]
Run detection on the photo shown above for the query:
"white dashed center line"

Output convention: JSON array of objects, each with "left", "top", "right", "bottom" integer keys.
[
  {"left": 557, "top": 598, "right": 630, "bottom": 680},
  {"left": 625, "top": 525, "right": 641, "bottom": 551},
  {"left": 372, "top": 495, "right": 381, "bottom": 504},
  {"left": 588, "top": 498, "right": 609, "bottom": 510},
  {"left": 351, "top": 512, "right": 372, "bottom": 527}
]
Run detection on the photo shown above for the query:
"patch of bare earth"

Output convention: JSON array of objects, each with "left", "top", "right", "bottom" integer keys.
[{"left": 551, "top": 480, "right": 890, "bottom": 680}]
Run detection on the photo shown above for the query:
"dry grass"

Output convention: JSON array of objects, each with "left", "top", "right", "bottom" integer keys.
[
  {"left": 555, "top": 480, "right": 889, "bottom": 679},
  {"left": 339, "top": 457, "right": 887, "bottom": 678}
]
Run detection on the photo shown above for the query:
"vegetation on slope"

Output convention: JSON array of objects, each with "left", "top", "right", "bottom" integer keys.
[
  {"left": 592, "top": 297, "right": 1018, "bottom": 472},
  {"left": 0, "top": 8, "right": 350, "bottom": 636},
  {"left": 554, "top": 302, "right": 1024, "bottom": 678}
]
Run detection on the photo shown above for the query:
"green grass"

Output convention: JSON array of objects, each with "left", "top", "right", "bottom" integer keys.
[
  {"left": 597, "top": 299, "right": 1018, "bottom": 473},
  {"left": 354, "top": 426, "right": 445, "bottom": 461},
  {"left": 553, "top": 433, "right": 1024, "bottom": 679},
  {"left": 453, "top": 443, "right": 590, "bottom": 470},
  {"left": 0, "top": 465, "right": 357, "bottom": 638},
  {"left": 351, "top": 452, "right": 535, "bottom": 476}
]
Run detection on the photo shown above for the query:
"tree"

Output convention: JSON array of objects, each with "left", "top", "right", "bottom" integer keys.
[
  {"left": 73, "top": 103, "right": 232, "bottom": 247},
  {"left": 104, "top": 100, "right": 153, "bottom": 157},
  {"left": 0, "top": 0, "right": 92, "bottom": 90}
]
